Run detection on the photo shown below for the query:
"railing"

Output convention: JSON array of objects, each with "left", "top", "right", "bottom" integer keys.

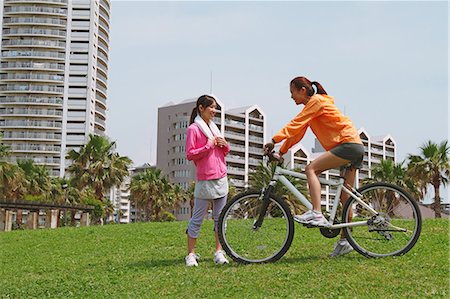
[
  {"left": 0, "top": 73, "right": 64, "bottom": 82},
  {"left": 98, "top": 18, "right": 110, "bottom": 32},
  {"left": 2, "top": 131, "right": 62, "bottom": 140},
  {"left": 2, "top": 50, "right": 65, "bottom": 59},
  {"left": 95, "top": 117, "right": 106, "bottom": 127},
  {"left": 98, "top": 29, "right": 109, "bottom": 43},
  {"left": 0, "top": 84, "right": 64, "bottom": 93},
  {"left": 249, "top": 123, "right": 263, "bottom": 132},
  {"left": 4, "top": 6, "right": 67, "bottom": 15},
  {"left": 2, "top": 39, "right": 65, "bottom": 48},
  {"left": 97, "top": 50, "right": 108, "bottom": 64},
  {"left": 0, "top": 120, "right": 62, "bottom": 128},
  {"left": 3, "top": 28, "right": 66, "bottom": 37},
  {"left": 0, "top": 108, "right": 62, "bottom": 116},
  {"left": 96, "top": 83, "right": 107, "bottom": 95},
  {"left": 5, "top": 0, "right": 67, "bottom": 3},
  {"left": 9, "top": 144, "right": 61, "bottom": 152},
  {"left": 1, "top": 61, "right": 64, "bottom": 70},
  {"left": 0, "top": 96, "right": 63, "bottom": 105},
  {"left": 3, "top": 17, "right": 66, "bottom": 26}
]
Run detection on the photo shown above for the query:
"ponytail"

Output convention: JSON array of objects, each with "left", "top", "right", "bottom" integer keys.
[
  {"left": 189, "top": 107, "right": 198, "bottom": 125},
  {"left": 311, "top": 81, "right": 327, "bottom": 95},
  {"left": 291, "top": 76, "right": 328, "bottom": 96}
]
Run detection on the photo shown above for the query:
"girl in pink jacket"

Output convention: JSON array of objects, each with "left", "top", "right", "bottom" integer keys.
[{"left": 185, "top": 95, "right": 230, "bottom": 267}]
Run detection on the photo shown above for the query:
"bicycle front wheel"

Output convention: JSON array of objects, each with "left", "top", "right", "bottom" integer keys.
[
  {"left": 342, "top": 183, "right": 422, "bottom": 258},
  {"left": 218, "top": 190, "right": 294, "bottom": 264}
]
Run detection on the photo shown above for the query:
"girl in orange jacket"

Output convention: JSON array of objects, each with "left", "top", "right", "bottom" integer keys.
[{"left": 264, "top": 76, "right": 364, "bottom": 257}]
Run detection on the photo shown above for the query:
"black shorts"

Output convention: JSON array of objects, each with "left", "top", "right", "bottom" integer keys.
[{"left": 330, "top": 143, "right": 364, "bottom": 169}]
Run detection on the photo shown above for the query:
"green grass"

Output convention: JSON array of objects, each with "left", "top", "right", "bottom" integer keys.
[{"left": 0, "top": 219, "right": 448, "bottom": 298}]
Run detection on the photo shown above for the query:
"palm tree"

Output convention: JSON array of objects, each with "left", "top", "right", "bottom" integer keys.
[
  {"left": 17, "top": 160, "right": 52, "bottom": 199},
  {"left": 0, "top": 161, "right": 26, "bottom": 201},
  {"left": 248, "top": 162, "right": 309, "bottom": 214},
  {"left": 364, "top": 159, "right": 421, "bottom": 199},
  {"left": 362, "top": 159, "right": 421, "bottom": 216},
  {"left": 130, "top": 168, "right": 163, "bottom": 222},
  {"left": 66, "top": 134, "right": 132, "bottom": 203},
  {"left": 407, "top": 140, "right": 450, "bottom": 218}
]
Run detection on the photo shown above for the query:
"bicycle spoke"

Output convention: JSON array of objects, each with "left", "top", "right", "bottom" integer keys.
[{"left": 342, "top": 183, "right": 421, "bottom": 258}]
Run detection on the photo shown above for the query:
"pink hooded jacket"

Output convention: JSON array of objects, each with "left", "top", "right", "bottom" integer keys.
[{"left": 186, "top": 123, "right": 230, "bottom": 181}]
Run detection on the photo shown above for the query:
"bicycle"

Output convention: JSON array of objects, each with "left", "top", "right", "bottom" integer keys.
[{"left": 218, "top": 151, "right": 422, "bottom": 264}]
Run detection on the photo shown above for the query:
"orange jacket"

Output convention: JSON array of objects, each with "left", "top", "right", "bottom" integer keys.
[{"left": 272, "top": 94, "right": 361, "bottom": 154}]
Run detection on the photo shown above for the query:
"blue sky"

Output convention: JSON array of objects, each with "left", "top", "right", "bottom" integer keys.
[{"left": 107, "top": 1, "right": 448, "bottom": 200}]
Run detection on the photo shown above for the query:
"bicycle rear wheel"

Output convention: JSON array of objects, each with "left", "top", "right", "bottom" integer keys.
[
  {"left": 342, "top": 182, "right": 422, "bottom": 258},
  {"left": 218, "top": 189, "right": 294, "bottom": 264}
]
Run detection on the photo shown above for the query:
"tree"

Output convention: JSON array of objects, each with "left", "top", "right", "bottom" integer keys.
[
  {"left": 17, "top": 160, "right": 52, "bottom": 199},
  {"left": 0, "top": 161, "right": 26, "bottom": 201},
  {"left": 364, "top": 159, "right": 422, "bottom": 199},
  {"left": 66, "top": 134, "right": 132, "bottom": 203},
  {"left": 407, "top": 140, "right": 450, "bottom": 218},
  {"left": 248, "top": 162, "right": 309, "bottom": 214}
]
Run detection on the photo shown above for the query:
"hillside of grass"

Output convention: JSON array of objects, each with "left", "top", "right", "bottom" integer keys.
[{"left": 0, "top": 219, "right": 448, "bottom": 298}]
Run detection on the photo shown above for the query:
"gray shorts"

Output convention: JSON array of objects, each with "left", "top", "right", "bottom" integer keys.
[{"left": 330, "top": 143, "right": 364, "bottom": 169}]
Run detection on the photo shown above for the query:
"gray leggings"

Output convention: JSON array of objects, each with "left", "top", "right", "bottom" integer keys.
[{"left": 187, "top": 195, "right": 227, "bottom": 238}]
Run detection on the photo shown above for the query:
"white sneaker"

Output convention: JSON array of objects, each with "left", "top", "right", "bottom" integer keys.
[
  {"left": 329, "top": 239, "right": 353, "bottom": 257},
  {"left": 294, "top": 210, "right": 315, "bottom": 223},
  {"left": 214, "top": 250, "right": 229, "bottom": 264},
  {"left": 294, "top": 210, "right": 330, "bottom": 227},
  {"left": 185, "top": 253, "right": 199, "bottom": 267}
]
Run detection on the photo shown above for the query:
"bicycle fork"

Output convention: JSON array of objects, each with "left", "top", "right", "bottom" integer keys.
[{"left": 253, "top": 183, "right": 275, "bottom": 229}]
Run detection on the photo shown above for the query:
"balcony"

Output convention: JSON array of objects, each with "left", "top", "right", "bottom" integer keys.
[
  {"left": 95, "top": 116, "right": 106, "bottom": 128},
  {"left": 2, "top": 39, "right": 66, "bottom": 49},
  {"left": 3, "top": 17, "right": 66, "bottom": 26},
  {"left": 98, "top": 29, "right": 109, "bottom": 44},
  {"left": 95, "top": 93, "right": 106, "bottom": 108},
  {"left": 97, "top": 50, "right": 109, "bottom": 65},
  {"left": 0, "top": 73, "right": 64, "bottom": 83},
  {"left": 249, "top": 135, "right": 264, "bottom": 143},
  {"left": 96, "top": 83, "right": 107, "bottom": 96},
  {"left": 97, "top": 38, "right": 109, "bottom": 53},
  {"left": 0, "top": 119, "right": 62, "bottom": 129},
  {"left": 9, "top": 144, "right": 61, "bottom": 153},
  {"left": 3, "top": 6, "right": 67, "bottom": 16},
  {"left": 0, "top": 84, "right": 64, "bottom": 94},
  {"left": 2, "top": 131, "right": 61, "bottom": 141},
  {"left": 0, "top": 108, "right": 62, "bottom": 117},
  {"left": 0, "top": 96, "right": 63, "bottom": 105},
  {"left": 95, "top": 105, "right": 106, "bottom": 118},
  {"left": 3, "top": 28, "right": 66, "bottom": 38},
  {"left": 98, "top": 18, "right": 109, "bottom": 33},
  {"left": 1, "top": 61, "right": 64, "bottom": 71},
  {"left": 5, "top": 0, "right": 67, "bottom": 4},
  {"left": 2, "top": 50, "right": 65, "bottom": 60}
]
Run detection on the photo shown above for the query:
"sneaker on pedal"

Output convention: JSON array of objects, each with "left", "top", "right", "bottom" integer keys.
[
  {"left": 214, "top": 250, "right": 229, "bottom": 265},
  {"left": 329, "top": 239, "right": 353, "bottom": 257},
  {"left": 185, "top": 253, "right": 199, "bottom": 267},
  {"left": 294, "top": 210, "right": 315, "bottom": 223},
  {"left": 294, "top": 210, "right": 330, "bottom": 227}
]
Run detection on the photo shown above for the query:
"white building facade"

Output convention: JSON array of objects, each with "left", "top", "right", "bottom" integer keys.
[
  {"left": 156, "top": 97, "right": 266, "bottom": 220},
  {"left": 0, "top": 0, "right": 110, "bottom": 177}
]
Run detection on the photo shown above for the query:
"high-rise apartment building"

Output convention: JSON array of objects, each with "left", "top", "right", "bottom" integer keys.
[
  {"left": 284, "top": 128, "right": 396, "bottom": 210},
  {"left": 0, "top": 0, "right": 110, "bottom": 177},
  {"left": 157, "top": 97, "right": 266, "bottom": 220}
]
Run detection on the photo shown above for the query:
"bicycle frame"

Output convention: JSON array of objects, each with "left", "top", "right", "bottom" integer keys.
[{"left": 266, "top": 163, "right": 379, "bottom": 229}]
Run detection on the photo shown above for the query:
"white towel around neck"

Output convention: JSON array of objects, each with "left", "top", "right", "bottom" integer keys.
[{"left": 194, "top": 115, "right": 223, "bottom": 140}]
